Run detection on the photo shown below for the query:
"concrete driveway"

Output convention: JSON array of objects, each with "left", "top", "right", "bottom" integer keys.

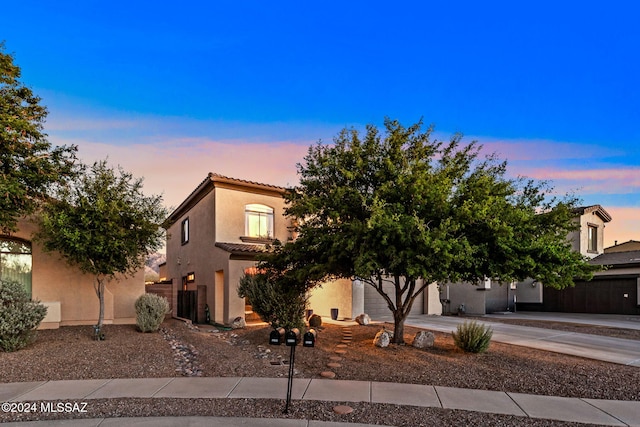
[{"left": 372, "top": 312, "right": 640, "bottom": 367}]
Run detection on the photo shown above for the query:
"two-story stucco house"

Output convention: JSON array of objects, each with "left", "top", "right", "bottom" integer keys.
[
  {"left": 2, "top": 217, "right": 144, "bottom": 329},
  {"left": 163, "top": 173, "right": 292, "bottom": 324},
  {"left": 163, "top": 173, "right": 442, "bottom": 325}
]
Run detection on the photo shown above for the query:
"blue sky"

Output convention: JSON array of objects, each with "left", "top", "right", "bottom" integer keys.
[{"left": 3, "top": 1, "right": 639, "bottom": 245}]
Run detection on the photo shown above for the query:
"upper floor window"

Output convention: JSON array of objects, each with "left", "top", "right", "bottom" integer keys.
[
  {"left": 0, "top": 237, "right": 32, "bottom": 297},
  {"left": 587, "top": 224, "right": 598, "bottom": 253},
  {"left": 245, "top": 204, "right": 274, "bottom": 238},
  {"left": 181, "top": 217, "right": 189, "bottom": 245}
]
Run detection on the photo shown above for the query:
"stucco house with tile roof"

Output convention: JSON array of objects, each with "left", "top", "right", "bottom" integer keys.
[{"left": 163, "top": 173, "right": 442, "bottom": 325}]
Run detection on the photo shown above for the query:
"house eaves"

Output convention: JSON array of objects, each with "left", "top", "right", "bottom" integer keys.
[
  {"left": 163, "top": 173, "right": 288, "bottom": 228},
  {"left": 574, "top": 205, "right": 612, "bottom": 223}
]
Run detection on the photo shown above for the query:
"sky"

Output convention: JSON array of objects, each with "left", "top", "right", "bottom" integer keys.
[{"left": 3, "top": 1, "right": 639, "bottom": 247}]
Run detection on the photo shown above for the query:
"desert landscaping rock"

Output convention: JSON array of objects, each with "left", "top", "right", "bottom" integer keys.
[
  {"left": 335, "top": 349, "right": 347, "bottom": 354},
  {"left": 329, "top": 356, "right": 342, "bottom": 361},
  {"left": 412, "top": 331, "right": 435, "bottom": 349},
  {"left": 336, "top": 344, "right": 347, "bottom": 348},
  {"left": 355, "top": 313, "right": 371, "bottom": 325},
  {"left": 373, "top": 329, "right": 391, "bottom": 348},
  {"left": 327, "top": 362, "right": 342, "bottom": 368},
  {"left": 320, "top": 371, "right": 336, "bottom": 379},
  {"left": 333, "top": 404, "right": 354, "bottom": 415}
]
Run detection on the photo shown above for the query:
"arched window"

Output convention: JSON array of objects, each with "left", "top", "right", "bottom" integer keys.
[
  {"left": 0, "top": 238, "right": 33, "bottom": 296},
  {"left": 245, "top": 204, "right": 274, "bottom": 238}
]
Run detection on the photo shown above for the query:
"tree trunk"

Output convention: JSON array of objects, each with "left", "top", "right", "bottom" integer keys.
[
  {"left": 392, "top": 311, "right": 407, "bottom": 344},
  {"left": 96, "top": 277, "right": 105, "bottom": 329}
]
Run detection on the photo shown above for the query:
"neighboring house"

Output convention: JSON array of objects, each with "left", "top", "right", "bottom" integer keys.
[
  {"left": 163, "top": 173, "right": 442, "bottom": 325},
  {"left": 537, "top": 239, "right": 640, "bottom": 315},
  {"left": 605, "top": 240, "right": 640, "bottom": 253},
  {"left": 1, "top": 217, "right": 144, "bottom": 329},
  {"left": 443, "top": 205, "right": 615, "bottom": 315}
]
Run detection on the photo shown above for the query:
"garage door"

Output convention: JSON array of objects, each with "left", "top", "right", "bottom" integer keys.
[
  {"left": 364, "top": 281, "right": 424, "bottom": 320},
  {"left": 543, "top": 276, "right": 639, "bottom": 315}
]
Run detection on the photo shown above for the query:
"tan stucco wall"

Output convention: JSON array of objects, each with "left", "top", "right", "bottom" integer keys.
[
  {"left": 214, "top": 186, "right": 291, "bottom": 243},
  {"left": 308, "top": 278, "right": 354, "bottom": 320},
  {"left": 9, "top": 218, "right": 145, "bottom": 329},
  {"left": 423, "top": 282, "right": 443, "bottom": 315},
  {"left": 570, "top": 213, "right": 607, "bottom": 258}
]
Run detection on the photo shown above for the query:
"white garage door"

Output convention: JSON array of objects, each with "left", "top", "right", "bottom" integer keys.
[{"left": 363, "top": 281, "right": 424, "bottom": 320}]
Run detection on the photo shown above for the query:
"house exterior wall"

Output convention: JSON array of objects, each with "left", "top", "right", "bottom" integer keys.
[
  {"left": 571, "top": 212, "right": 607, "bottom": 258},
  {"left": 213, "top": 186, "right": 291, "bottom": 243},
  {"left": 10, "top": 218, "right": 144, "bottom": 329},
  {"left": 423, "top": 282, "right": 443, "bottom": 315},
  {"left": 308, "top": 278, "right": 355, "bottom": 320},
  {"left": 445, "top": 282, "right": 487, "bottom": 315},
  {"left": 515, "top": 278, "right": 544, "bottom": 303},
  {"left": 165, "top": 186, "right": 217, "bottom": 318}
]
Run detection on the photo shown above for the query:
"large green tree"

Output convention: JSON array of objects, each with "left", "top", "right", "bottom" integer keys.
[
  {"left": 273, "top": 118, "right": 598, "bottom": 344},
  {"left": 0, "top": 42, "right": 78, "bottom": 232},
  {"left": 36, "top": 160, "right": 168, "bottom": 333}
]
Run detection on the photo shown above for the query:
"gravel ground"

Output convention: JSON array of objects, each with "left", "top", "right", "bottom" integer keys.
[{"left": 1, "top": 318, "right": 639, "bottom": 426}]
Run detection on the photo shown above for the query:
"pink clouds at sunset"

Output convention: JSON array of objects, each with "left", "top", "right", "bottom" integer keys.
[
  {"left": 523, "top": 167, "right": 640, "bottom": 194},
  {"left": 69, "top": 139, "right": 307, "bottom": 210}
]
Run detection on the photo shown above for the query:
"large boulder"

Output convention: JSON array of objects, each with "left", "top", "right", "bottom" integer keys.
[
  {"left": 412, "top": 331, "right": 435, "bottom": 349},
  {"left": 355, "top": 313, "right": 371, "bottom": 325},
  {"left": 373, "top": 329, "right": 391, "bottom": 348}
]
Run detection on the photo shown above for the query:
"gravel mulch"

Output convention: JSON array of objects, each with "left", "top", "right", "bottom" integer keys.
[{"left": 1, "top": 318, "right": 638, "bottom": 426}]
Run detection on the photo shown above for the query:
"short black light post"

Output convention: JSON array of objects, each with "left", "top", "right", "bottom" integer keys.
[{"left": 269, "top": 327, "right": 314, "bottom": 413}]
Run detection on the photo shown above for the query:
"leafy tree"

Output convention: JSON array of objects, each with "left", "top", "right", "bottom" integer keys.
[
  {"left": 272, "top": 118, "right": 597, "bottom": 344},
  {"left": 0, "top": 42, "right": 78, "bottom": 232},
  {"left": 36, "top": 160, "right": 168, "bottom": 333}
]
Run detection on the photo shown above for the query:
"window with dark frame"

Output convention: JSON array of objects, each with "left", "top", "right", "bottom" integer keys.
[
  {"left": 588, "top": 224, "right": 598, "bottom": 252},
  {"left": 181, "top": 217, "right": 189, "bottom": 244}
]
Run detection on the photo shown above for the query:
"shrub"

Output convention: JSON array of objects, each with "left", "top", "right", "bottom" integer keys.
[
  {"left": 238, "top": 273, "right": 307, "bottom": 331},
  {"left": 308, "top": 314, "right": 322, "bottom": 328},
  {"left": 452, "top": 320, "right": 493, "bottom": 353},
  {"left": 0, "top": 281, "right": 47, "bottom": 352},
  {"left": 135, "top": 293, "right": 170, "bottom": 332}
]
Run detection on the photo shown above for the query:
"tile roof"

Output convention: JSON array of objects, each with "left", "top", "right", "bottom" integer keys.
[{"left": 215, "top": 242, "right": 271, "bottom": 254}]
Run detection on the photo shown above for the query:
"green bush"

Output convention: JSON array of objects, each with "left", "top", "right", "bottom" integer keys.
[
  {"left": 238, "top": 273, "right": 307, "bottom": 331},
  {"left": 452, "top": 320, "right": 493, "bottom": 353},
  {"left": 135, "top": 293, "right": 170, "bottom": 332},
  {"left": 0, "top": 281, "right": 48, "bottom": 352}
]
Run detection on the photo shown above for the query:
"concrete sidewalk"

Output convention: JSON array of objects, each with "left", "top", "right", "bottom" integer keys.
[
  {"left": 387, "top": 314, "right": 640, "bottom": 367},
  {"left": 2, "top": 377, "right": 640, "bottom": 426}
]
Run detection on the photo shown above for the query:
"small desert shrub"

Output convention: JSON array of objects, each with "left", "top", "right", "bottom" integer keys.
[
  {"left": 452, "top": 320, "right": 493, "bottom": 353},
  {"left": 0, "top": 281, "right": 47, "bottom": 352},
  {"left": 135, "top": 293, "right": 170, "bottom": 332}
]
